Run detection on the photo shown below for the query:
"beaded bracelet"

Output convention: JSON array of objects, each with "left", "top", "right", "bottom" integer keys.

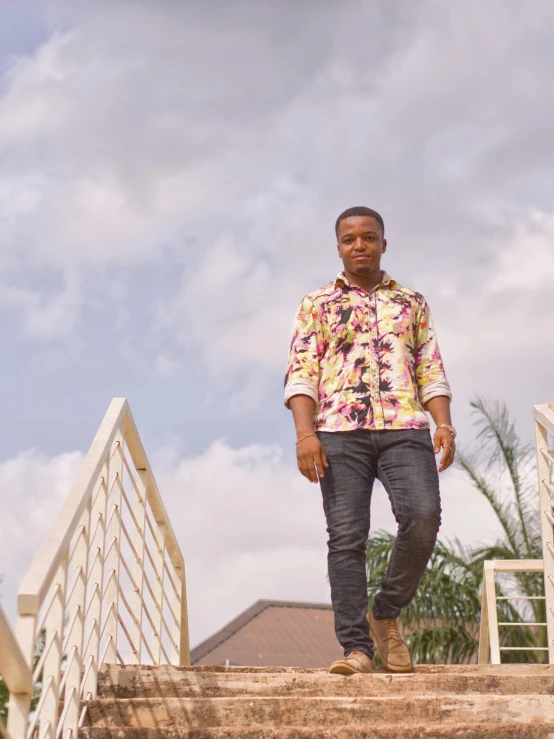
[{"left": 296, "top": 433, "right": 316, "bottom": 445}]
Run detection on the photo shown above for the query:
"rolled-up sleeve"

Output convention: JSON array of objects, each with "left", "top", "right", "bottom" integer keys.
[
  {"left": 284, "top": 297, "right": 324, "bottom": 408},
  {"left": 415, "top": 300, "right": 452, "bottom": 407}
]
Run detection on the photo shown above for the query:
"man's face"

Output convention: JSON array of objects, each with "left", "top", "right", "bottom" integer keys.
[{"left": 337, "top": 216, "right": 387, "bottom": 275}]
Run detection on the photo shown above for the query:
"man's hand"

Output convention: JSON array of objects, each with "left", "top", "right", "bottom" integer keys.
[
  {"left": 433, "top": 428, "right": 455, "bottom": 472},
  {"left": 296, "top": 435, "right": 329, "bottom": 483},
  {"left": 289, "top": 395, "right": 329, "bottom": 483}
]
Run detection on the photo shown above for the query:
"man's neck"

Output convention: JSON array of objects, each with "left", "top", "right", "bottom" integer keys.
[{"left": 344, "top": 267, "right": 383, "bottom": 293}]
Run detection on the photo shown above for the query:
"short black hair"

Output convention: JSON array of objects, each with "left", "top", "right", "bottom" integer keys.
[{"left": 335, "top": 206, "right": 385, "bottom": 237}]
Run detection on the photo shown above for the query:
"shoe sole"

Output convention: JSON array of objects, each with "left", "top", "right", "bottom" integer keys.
[
  {"left": 329, "top": 662, "right": 372, "bottom": 675},
  {"left": 381, "top": 663, "right": 415, "bottom": 673}
]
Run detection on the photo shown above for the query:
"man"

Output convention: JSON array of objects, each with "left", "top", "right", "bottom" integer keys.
[{"left": 284, "top": 206, "right": 455, "bottom": 675}]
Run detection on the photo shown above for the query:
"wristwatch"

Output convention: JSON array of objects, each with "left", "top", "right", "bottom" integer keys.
[{"left": 436, "top": 424, "right": 457, "bottom": 439}]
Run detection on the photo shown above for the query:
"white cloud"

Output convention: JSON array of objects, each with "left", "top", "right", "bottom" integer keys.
[
  {"left": 0, "top": 0, "right": 551, "bottom": 649},
  {"left": 152, "top": 439, "right": 329, "bottom": 643},
  {"left": 0, "top": 432, "right": 504, "bottom": 648},
  {"left": 0, "top": 449, "right": 83, "bottom": 620},
  {"left": 153, "top": 352, "right": 182, "bottom": 380},
  {"left": 488, "top": 211, "right": 554, "bottom": 293},
  {"left": 0, "top": 4, "right": 340, "bottom": 273},
  {"left": 0, "top": 269, "right": 82, "bottom": 340},
  {"left": 0, "top": 0, "right": 551, "bottom": 438}
]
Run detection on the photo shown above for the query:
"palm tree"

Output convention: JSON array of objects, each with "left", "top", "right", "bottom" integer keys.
[{"left": 366, "top": 397, "right": 545, "bottom": 664}]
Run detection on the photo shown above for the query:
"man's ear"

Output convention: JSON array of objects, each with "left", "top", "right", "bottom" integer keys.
[{"left": 381, "top": 238, "right": 388, "bottom": 254}]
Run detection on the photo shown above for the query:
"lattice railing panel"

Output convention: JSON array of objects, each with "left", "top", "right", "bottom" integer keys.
[
  {"left": 6, "top": 399, "right": 190, "bottom": 739},
  {"left": 478, "top": 402, "right": 554, "bottom": 665}
]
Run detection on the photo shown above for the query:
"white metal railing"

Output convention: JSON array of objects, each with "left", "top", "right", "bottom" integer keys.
[
  {"left": 535, "top": 402, "right": 554, "bottom": 662},
  {"left": 479, "top": 402, "right": 554, "bottom": 664},
  {"left": 5, "top": 398, "right": 190, "bottom": 739}
]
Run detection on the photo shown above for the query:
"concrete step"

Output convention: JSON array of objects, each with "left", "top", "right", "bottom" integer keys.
[
  {"left": 80, "top": 723, "right": 554, "bottom": 739},
  {"left": 98, "top": 664, "right": 554, "bottom": 700},
  {"left": 85, "top": 694, "right": 554, "bottom": 729}
]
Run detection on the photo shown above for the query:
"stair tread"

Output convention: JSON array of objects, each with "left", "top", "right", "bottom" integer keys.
[
  {"left": 98, "top": 668, "right": 554, "bottom": 699},
  {"left": 80, "top": 722, "right": 554, "bottom": 738},
  {"left": 85, "top": 693, "right": 554, "bottom": 729},
  {"left": 102, "top": 663, "right": 552, "bottom": 674},
  {"left": 90, "top": 693, "right": 554, "bottom": 701}
]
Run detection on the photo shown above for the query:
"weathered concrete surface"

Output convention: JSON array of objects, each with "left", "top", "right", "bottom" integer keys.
[
  {"left": 98, "top": 664, "right": 554, "bottom": 700},
  {"left": 85, "top": 694, "right": 554, "bottom": 729},
  {"left": 80, "top": 725, "right": 554, "bottom": 739},
  {"left": 81, "top": 664, "right": 554, "bottom": 738}
]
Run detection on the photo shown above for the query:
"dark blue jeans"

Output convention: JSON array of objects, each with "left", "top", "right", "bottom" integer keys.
[{"left": 318, "top": 429, "right": 441, "bottom": 659}]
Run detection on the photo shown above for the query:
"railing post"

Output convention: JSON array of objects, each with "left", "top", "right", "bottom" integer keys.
[
  {"left": 42, "top": 554, "right": 68, "bottom": 739},
  {"left": 484, "top": 561, "right": 501, "bottom": 664},
  {"left": 6, "top": 613, "right": 35, "bottom": 739},
  {"left": 63, "top": 503, "right": 91, "bottom": 736},
  {"left": 129, "top": 469, "right": 147, "bottom": 665},
  {"left": 103, "top": 434, "right": 124, "bottom": 664},
  {"left": 151, "top": 523, "right": 166, "bottom": 664},
  {"left": 6, "top": 692, "right": 32, "bottom": 739},
  {"left": 536, "top": 419, "right": 554, "bottom": 663},
  {"left": 478, "top": 563, "right": 490, "bottom": 665},
  {"left": 175, "top": 565, "right": 191, "bottom": 667},
  {"left": 81, "top": 462, "right": 109, "bottom": 701}
]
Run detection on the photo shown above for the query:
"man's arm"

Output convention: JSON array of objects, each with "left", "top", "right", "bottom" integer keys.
[
  {"left": 284, "top": 298, "right": 328, "bottom": 483},
  {"left": 284, "top": 297, "right": 323, "bottom": 409},
  {"left": 289, "top": 395, "right": 329, "bottom": 483},
  {"left": 414, "top": 300, "right": 455, "bottom": 473}
]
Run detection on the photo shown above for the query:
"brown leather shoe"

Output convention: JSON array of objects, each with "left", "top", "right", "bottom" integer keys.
[
  {"left": 329, "top": 650, "right": 373, "bottom": 675},
  {"left": 368, "top": 610, "right": 414, "bottom": 672}
]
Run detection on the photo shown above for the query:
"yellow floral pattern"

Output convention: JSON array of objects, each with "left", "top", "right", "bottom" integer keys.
[{"left": 284, "top": 272, "right": 451, "bottom": 432}]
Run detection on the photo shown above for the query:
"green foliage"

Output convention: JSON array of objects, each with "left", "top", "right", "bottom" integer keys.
[
  {"left": 31, "top": 629, "right": 46, "bottom": 711},
  {"left": 0, "top": 675, "right": 8, "bottom": 725},
  {"left": 366, "top": 396, "right": 546, "bottom": 664}
]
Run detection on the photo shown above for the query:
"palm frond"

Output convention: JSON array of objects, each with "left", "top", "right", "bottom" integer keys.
[
  {"left": 456, "top": 451, "right": 521, "bottom": 555},
  {"left": 468, "top": 397, "right": 538, "bottom": 559},
  {"left": 405, "top": 624, "right": 478, "bottom": 665}
]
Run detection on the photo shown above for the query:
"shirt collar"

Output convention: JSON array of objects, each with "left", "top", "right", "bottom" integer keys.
[{"left": 336, "top": 270, "right": 396, "bottom": 289}]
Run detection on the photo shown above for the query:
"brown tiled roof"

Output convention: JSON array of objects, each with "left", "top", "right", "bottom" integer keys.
[{"left": 191, "top": 600, "right": 342, "bottom": 668}]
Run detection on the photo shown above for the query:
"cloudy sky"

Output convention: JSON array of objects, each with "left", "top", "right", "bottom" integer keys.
[{"left": 1, "top": 0, "right": 553, "bottom": 648}]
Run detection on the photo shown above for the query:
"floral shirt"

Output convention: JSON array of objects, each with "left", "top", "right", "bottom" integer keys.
[{"left": 284, "top": 271, "right": 451, "bottom": 432}]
